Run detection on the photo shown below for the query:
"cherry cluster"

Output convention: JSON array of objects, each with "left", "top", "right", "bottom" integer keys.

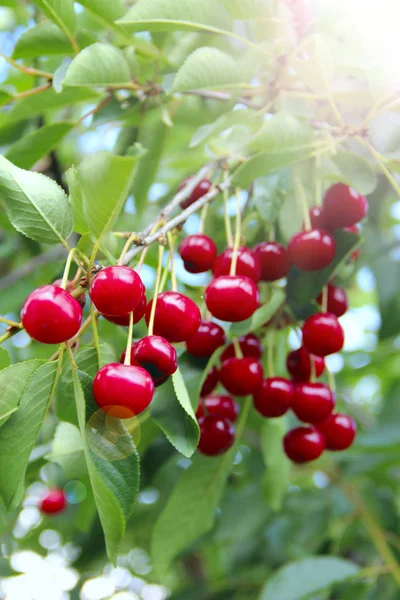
[{"left": 19, "top": 178, "right": 365, "bottom": 470}]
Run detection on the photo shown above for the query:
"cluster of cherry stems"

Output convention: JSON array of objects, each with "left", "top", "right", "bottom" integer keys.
[{"left": 18, "top": 179, "right": 366, "bottom": 514}]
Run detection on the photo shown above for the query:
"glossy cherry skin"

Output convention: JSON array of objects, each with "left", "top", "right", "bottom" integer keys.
[
  {"left": 302, "top": 312, "right": 344, "bottom": 357},
  {"left": 102, "top": 292, "right": 147, "bottom": 326},
  {"left": 221, "top": 333, "right": 262, "bottom": 362},
  {"left": 286, "top": 347, "right": 325, "bottom": 382},
  {"left": 292, "top": 382, "right": 335, "bottom": 424},
  {"left": 316, "top": 284, "right": 348, "bottom": 317},
  {"left": 179, "top": 177, "right": 212, "bottom": 209},
  {"left": 288, "top": 229, "right": 336, "bottom": 271},
  {"left": 53, "top": 278, "right": 86, "bottom": 309},
  {"left": 178, "top": 234, "right": 217, "bottom": 273},
  {"left": 121, "top": 336, "right": 177, "bottom": 387},
  {"left": 205, "top": 275, "right": 259, "bottom": 322},
  {"left": 309, "top": 206, "right": 326, "bottom": 230},
  {"left": 283, "top": 426, "right": 326, "bottom": 463},
  {"left": 40, "top": 488, "right": 67, "bottom": 515},
  {"left": 197, "top": 415, "right": 235, "bottom": 456},
  {"left": 21, "top": 285, "right": 82, "bottom": 344},
  {"left": 254, "top": 242, "right": 290, "bottom": 282},
  {"left": 253, "top": 377, "right": 294, "bottom": 418},
  {"left": 93, "top": 363, "right": 154, "bottom": 418},
  {"left": 212, "top": 247, "right": 261, "bottom": 282},
  {"left": 89, "top": 266, "right": 144, "bottom": 316},
  {"left": 196, "top": 394, "right": 239, "bottom": 422},
  {"left": 186, "top": 320, "right": 226, "bottom": 358},
  {"left": 317, "top": 413, "right": 357, "bottom": 450},
  {"left": 201, "top": 366, "right": 219, "bottom": 396},
  {"left": 145, "top": 291, "right": 201, "bottom": 343},
  {"left": 219, "top": 357, "right": 263, "bottom": 396},
  {"left": 323, "top": 183, "right": 368, "bottom": 229}
]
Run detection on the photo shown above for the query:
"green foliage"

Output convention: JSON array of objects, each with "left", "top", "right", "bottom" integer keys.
[{"left": 63, "top": 43, "right": 132, "bottom": 88}]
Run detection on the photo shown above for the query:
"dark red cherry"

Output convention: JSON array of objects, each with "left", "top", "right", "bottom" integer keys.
[
  {"left": 53, "top": 278, "right": 86, "bottom": 308},
  {"left": 89, "top": 266, "right": 144, "bottom": 316},
  {"left": 93, "top": 363, "right": 154, "bottom": 418},
  {"left": 21, "top": 285, "right": 82, "bottom": 344},
  {"left": 219, "top": 357, "right": 263, "bottom": 396},
  {"left": 308, "top": 206, "right": 326, "bottom": 230},
  {"left": 283, "top": 426, "right": 325, "bottom": 463},
  {"left": 212, "top": 247, "right": 261, "bottom": 282},
  {"left": 286, "top": 347, "right": 325, "bottom": 382},
  {"left": 288, "top": 229, "right": 335, "bottom": 271},
  {"left": 196, "top": 394, "right": 239, "bottom": 422},
  {"left": 178, "top": 234, "right": 217, "bottom": 273},
  {"left": 186, "top": 320, "right": 226, "bottom": 358},
  {"left": 253, "top": 377, "right": 294, "bottom": 418},
  {"left": 201, "top": 366, "right": 219, "bottom": 396},
  {"left": 221, "top": 333, "right": 262, "bottom": 362},
  {"left": 145, "top": 291, "right": 201, "bottom": 343},
  {"left": 197, "top": 415, "right": 235, "bottom": 456},
  {"left": 292, "top": 382, "right": 335, "bottom": 424},
  {"left": 179, "top": 177, "right": 212, "bottom": 209},
  {"left": 40, "top": 488, "right": 67, "bottom": 515},
  {"left": 102, "top": 293, "right": 147, "bottom": 326},
  {"left": 323, "top": 183, "right": 368, "bottom": 229},
  {"left": 121, "top": 335, "right": 177, "bottom": 387},
  {"left": 317, "top": 413, "right": 357, "bottom": 450},
  {"left": 302, "top": 312, "right": 344, "bottom": 357},
  {"left": 205, "top": 275, "right": 259, "bottom": 322},
  {"left": 316, "top": 284, "right": 348, "bottom": 317},
  {"left": 254, "top": 241, "right": 290, "bottom": 282}
]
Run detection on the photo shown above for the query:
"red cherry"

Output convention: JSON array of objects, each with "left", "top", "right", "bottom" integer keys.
[
  {"left": 288, "top": 229, "right": 336, "bottom": 271},
  {"left": 316, "top": 284, "right": 348, "bottom": 317},
  {"left": 21, "top": 285, "right": 82, "bottom": 344},
  {"left": 121, "top": 336, "right": 177, "bottom": 387},
  {"left": 308, "top": 206, "right": 326, "bottom": 230},
  {"left": 197, "top": 415, "right": 235, "bottom": 456},
  {"left": 179, "top": 177, "right": 212, "bottom": 209},
  {"left": 286, "top": 347, "right": 325, "bottom": 382},
  {"left": 102, "top": 293, "right": 147, "bottom": 326},
  {"left": 89, "top": 266, "right": 144, "bottom": 316},
  {"left": 93, "top": 363, "right": 154, "bottom": 418},
  {"left": 40, "top": 488, "right": 67, "bottom": 515},
  {"left": 254, "top": 242, "right": 290, "bottom": 282},
  {"left": 253, "top": 377, "right": 294, "bottom": 418},
  {"left": 323, "top": 183, "right": 368, "bottom": 229},
  {"left": 186, "top": 320, "right": 226, "bottom": 358},
  {"left": 219, "top": 357, "right": 263, "bottom": 396},
  {"left": 196, "top": 394, "right": 239, "bottom": 422},
  {"left": 205, "top": 275, "right": 259, "bottom": 322},
  {"left": 178, "top": 234, "right": 217, "bottom": 273},
  {"left": 53, "top": 278, "right": 86, "bottom": 308},
  {"left": 302, "top": 312, "right": 344, "bottom": 357},
  {"left": 317, "top": 413, "right": 357, "bottom": 450},
  {"left": 221, "top": 333, "right": 262, "bottom": 362},
  {"left": 283, "top": 426, "right": 326, "bottom": 463},
  {"left": 201, "top": 365, "right": 219, "bottom": 396},
  {"left": 212, "top": 247, "right": 261, "bottom": 282},
  {"left": 292, "top": 382, "right": 335, "bottom": 424},
  {"left": 145, "top": 291, "right": 201, "bottom": 343}
]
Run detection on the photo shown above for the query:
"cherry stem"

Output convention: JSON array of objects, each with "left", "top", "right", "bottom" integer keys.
[
  {"left": 135, "top": 221, "right": 163, "bottom": 273},
  {"left": 0, "top": 316, "right": 22, "bottom": 329},
  {"left": 295, "top": 178, "right": 311, "bottom": 231},
  {"left": 268, "top": 226, "right": 275, "bottom": 242},
  {"left": 199, "top": 203, "right": 209, "bottom": 235},
  {"left": 148, "top": 245, "right": 165, "bottom": 336},
  {"left": 229, "top": 189, "right": 242, "bottom": 276},
  {"left": 222, "top": 172, "right": 233, "bottom": 247},
  {"left": 118, "top": 233, "right": 141, "bottom": 266},
  {"left": 322, "top": 285, "right": 328, "bottom": 313},
  {"left": 159, "top": 254, "right": 171, "bottom": 293},
  {"left": 232, "top": 338, "right": 244, "bottom": 359},
  {"left": 61, "top": 248, "right": 77, "bottom": 290},
  {"left": 267, "top": 333, "right": 275, "bottom": 378},
  {"left": 65, "top": 343, "right": 78, "bottom": 370},
  {"left": 315, "top": 155, "right": 322, "bottom": 207},
  {"left": 124, "top": 311, "right": 134, "bottom": 366},
  {"left": 309, "top": 354, "right": 316, "bottom": 383},
  {"left": 90, "top": 303, "right": 101, "bottom": 369},
  {"left": 167, "top": 231, "right": 177, "bottom": 292}
]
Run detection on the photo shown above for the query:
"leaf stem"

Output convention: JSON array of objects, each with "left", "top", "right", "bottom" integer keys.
[
  {"left": 360, "top": 138, "right": 400, "bottom": 199},
  {"left": 229, "top": 189, "right": 242, "bottom": 276},
  {"left": 90, "top": 303, "right": 101, "bottom": 369},
  {"left": 232, "top": 338, "right": 244, "bottom": 359},
  {"left": 148, "top": 245, "right": 165, "bottom": 336},
  {"left": 295, "top": 178, "right": 311, "bottom": 231},
  {"left": 0, "top": 52, "right": 53, "bottom": 79},
  {"left": 13, "top": 82, "right": 52, "bottom": 101},
  {"left": 123, "top": 312, "right": 134, "bottom": 366}
]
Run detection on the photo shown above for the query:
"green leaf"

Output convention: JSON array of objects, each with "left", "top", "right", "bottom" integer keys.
[
  {"left": 66, "top": 166, "right": 87, "bottom": 234},
  {"left": 190, "top": 109, "right": 261, "bottom": 148},
  {"left": 150, "top": 368, "right": 199, "bottom": 458},
  {"left": 152, "top": 449, "right": 236, "bottom": 577},
  {"left": 0, "top": 156, "right": 73, "bottom": 246},
  {"left": 253, "top": 169, "right": 290, "bottom": 223},
  {"left": 230, "top": 288, "right": 286, "bottom": 336},
  {"left": 259, "top": 556, "right": 359, "bottom": 600},
  {"left": 72, "top": 370, "right": 140, "bottom": 564},
  {"left": 78, "top": 0, "right": 125, "bottom": 27},
  {"left": 0, "top": 348, "right": 10, "bottom": 372},
  {"left": 220, "top": 0, "right": 275, "bottom": 19},
  {"left": 0, "top": 90, "right": 13, "bottom": 108},
  {"left": 47, "top": 422, "right": 86, "bottom": 479},
  {"left": 172, "top": 47, "right": 250, "bottom": 92},
  {"left": 34, "top": 0, "right": 76, "bottom": 39},
  {"left": 0, "top": 361, "right": 58, "bottom": 509},
  {"left": 261, "top": 419, "right": 289, "bottom": 511},
  {"left": 5, "top": 122, "right": 74, "bottom": 170},
  {"left": 13, "top": 22, "right": 91, "bottom": 58},
  {"left": 330, "top": 151, "right": 377, "bottom": 195},
  {"left": 0, "top": 360, "right": 44, "bottom": 426},
  {"left": 63, "top": 43, "right": 131, "bottom": 88},
  {"left": 117, "top": 0, "right": 232, "bottom": 34},
  {"left": 286, "top": 229, "right": 360, "bottom": 319},
  {"left": 247, "top": 112, "right": 313, "bottom": 154}
]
